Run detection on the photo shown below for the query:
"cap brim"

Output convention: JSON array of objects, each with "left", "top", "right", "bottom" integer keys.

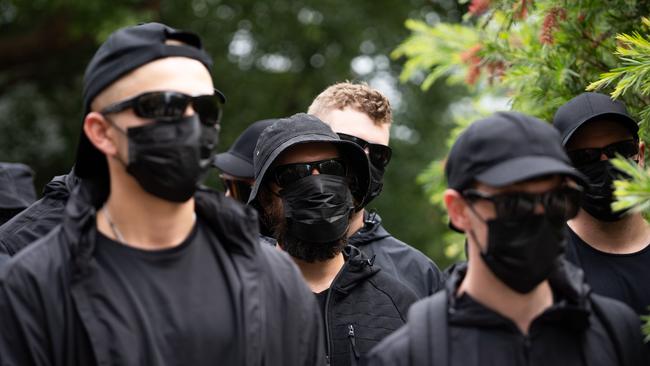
[
  {"left": 475, "top": 156, "right": 587, "bottom": 188},
  {"left": 562, "top": 112, "right": 639, "bottom": 146},
  {"left": 248, "top": 136, "right": 370, "bottom": 210},
  {"left": 212, "top": 152, "right": 253, "bottom": 179}
]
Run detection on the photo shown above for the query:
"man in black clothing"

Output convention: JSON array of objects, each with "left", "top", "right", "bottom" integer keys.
[
  {"left": 0, "top": 22, "right": 324, "bottom": 366},
  {"left": 0, "top": 169, "right": 77, "bottom": 256},
  {"left": 365, "top": 112, "right": 647, "bottom": 366},
  {"left": 213, "top": 119, "right": 276, "bottom": 203},
  {"left": 0, "top": 162, "right": 37, "bottom": 226},
  {"left": 553, "top": 92, "right": 650, "bottom": 317},
  {"left": 249, "top": 113, "right": 419, "bottom": 366},
  {"left": 308, "top": 82, "right": 443, "bottom": 298}
]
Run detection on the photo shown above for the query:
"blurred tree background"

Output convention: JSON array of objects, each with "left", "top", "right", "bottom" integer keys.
[{"left": 0, "top": 0, "right": 469, "bottom": 268}]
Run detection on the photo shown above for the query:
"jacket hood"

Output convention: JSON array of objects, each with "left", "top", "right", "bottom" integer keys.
[
  {"left": 0, "top": 162, "right": 37, "bottom": 210},
  {"left": 332, "top": 245, "right": 380, "bottom": 294},
  {"left": 447, "top": 259, "right": 592, "bottom": 332},
  {"left": 42, "top": 170, "right": 80, "bottom": 200},
  {"left": 348, "top": 211, "right": 391, "bottom": 247}
]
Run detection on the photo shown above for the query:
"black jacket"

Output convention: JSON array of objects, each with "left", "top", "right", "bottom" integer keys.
[
  {"left": 364, "top": 260, "right": 648, "bottom": 366},
  {"left": 0, "top": 184, "right": 325, "bottom": 366},
  {"left": 0, "top": 171, "right": 77, "bottom": 256},
  {"left": 348, "top": 211, "right": 443, "bottom": 298},
  {"left": 324, "top": 246, "right": 419, "bottom": 366}
]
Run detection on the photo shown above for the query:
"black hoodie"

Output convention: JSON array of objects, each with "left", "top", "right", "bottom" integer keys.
[
  {"left": 0, "top": 183, "right": 325, "bottom": 366},
  {"left": 347, "top": 212, "right": 443, "bottom": 298},
  {"left": 364, "top": 260, "right": 648, "bottom": 366},
  {"left": 323, "top": 245, "right": 419, "bottom": 366}
]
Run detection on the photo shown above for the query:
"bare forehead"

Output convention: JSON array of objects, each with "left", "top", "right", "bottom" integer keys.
[
  {"left": 92, "top": 57, "right": 212, "bottom": 111},
  {"left": 275, "top": 142, "right": 339, "bottom": 166}
]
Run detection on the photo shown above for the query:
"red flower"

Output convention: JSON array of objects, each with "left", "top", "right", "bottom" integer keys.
[{"left": 468, "top": 0, "right": 490, "bottom": 16}]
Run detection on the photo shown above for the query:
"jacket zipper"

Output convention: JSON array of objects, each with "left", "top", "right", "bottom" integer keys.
[{"left": 348, "top": 324, "right": 360, "bottom": 362}]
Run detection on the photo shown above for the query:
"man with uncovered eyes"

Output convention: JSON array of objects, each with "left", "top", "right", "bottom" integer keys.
[
  {"left": 366, "top": 112, "right": 647, "bottom": 366},
  {"left": 308, "top": 82, "right": 443, "bottom": 298},
  {"left": 553, "top": 92, "right": 650, "bottom": 318},
  {"left": 249, "top": 113, "right": 419, "bottom": 366},
  {"left": 0, "top": 23, "right": 324, "bottom": 366}
]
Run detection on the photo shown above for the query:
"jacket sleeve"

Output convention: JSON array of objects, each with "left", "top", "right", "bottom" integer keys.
[
  {"left": 362, "top": 326, "right": 410, "bottom": 366},
  {"left": 0, "top": 263, "right": 54, "bottom": 366}
]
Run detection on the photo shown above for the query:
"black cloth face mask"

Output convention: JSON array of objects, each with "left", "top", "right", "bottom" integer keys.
[
  {"left": 468, "top": 212, "right": 566, "bottom": 294},
  {"left": 577, "top": 160, "right": 631, "bottom": 222},
  {"left": 365, "top": 163, "right": 385, "bottom": 206},
  {"left": 112, "top": 114, "right": 209, "bottom": 202},
  {"left": 280, "top": 174, "right": 354, "bottom": 244}
]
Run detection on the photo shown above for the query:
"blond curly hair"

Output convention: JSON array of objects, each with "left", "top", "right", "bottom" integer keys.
[{"left": 307, "top": 82, "right": 392, "bottom": 126}]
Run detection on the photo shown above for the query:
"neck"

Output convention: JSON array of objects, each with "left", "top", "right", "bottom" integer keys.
[
  {"left": 568, "top": 209, "right": 650, "bottom": 254},
  {"left": 458, "top": 248, "right": 553, "bottom": 335},
  {"left": 347, "top": 209, "right": 365, "bottom": 237},
  {"left": 96, "top": 168, "right": 196, "bottom": 250},
  {"left": 291, "top": 253, "right": 345, "bottom": 293}
]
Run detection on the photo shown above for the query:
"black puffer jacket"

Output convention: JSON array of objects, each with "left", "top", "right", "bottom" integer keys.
[
  {"left": 364, "top": 260, "right": 648, "bottom": 366},
  {"left": 0, "top": 171, "right": 77, "bottom": 256},
  {"left": 348, "top": 211, "right": 443, "bottom": 298},
  {"left": 0, "top": 184, "right": 325, "bottom": 366},
  {"left": 324, "top": 246, "right": 419, "bottom": 366}
]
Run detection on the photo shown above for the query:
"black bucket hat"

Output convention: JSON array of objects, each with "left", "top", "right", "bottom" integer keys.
[
  {"left": 248, "top": 113, "right": 370, "bottom": 211},
  {"left": 553, "top": 92, "right": 639, "bottom": 146},
  {"left": 213, "top": 119, "right": 277, "bottom": 179},
  {"left": 76, "top": 22, "right": 222, "bottom": 180}
]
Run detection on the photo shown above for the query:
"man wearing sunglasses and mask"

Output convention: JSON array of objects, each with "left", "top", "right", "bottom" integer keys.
[
  {"left": 0, "top": 23, "right": 324, "bottom": 366},
  {"left": 553, "top": 92, "right": 650, "bottom": 318},
  {"left": 308, "top": 82, "right": 443, "bottom": 299},
  {"left": 366, "top": 112, "right": 647, "bottom": 366},
  {"left": 249, "top": 113, "right": 419, "bottom": 366}
]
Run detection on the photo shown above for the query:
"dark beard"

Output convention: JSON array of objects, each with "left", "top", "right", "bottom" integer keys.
[{"left": 263, "top": 189, "right": 347, "bottom": 262}]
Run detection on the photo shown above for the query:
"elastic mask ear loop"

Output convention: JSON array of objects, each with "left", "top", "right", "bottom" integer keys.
[
  {"left": 103, "top": 115, "right": 130, "bottom": 168},
  {"left": 464, "top": 200, "right": 489, "bottom": 257}
]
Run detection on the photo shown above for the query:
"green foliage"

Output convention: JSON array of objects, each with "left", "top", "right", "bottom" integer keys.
[{"left": 393, "top": 0, "right": 650, "bottom": 265}]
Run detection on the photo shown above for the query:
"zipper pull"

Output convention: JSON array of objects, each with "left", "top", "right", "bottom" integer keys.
[{"left": 348, "top": 324, "right": 360, "bottom": 359}]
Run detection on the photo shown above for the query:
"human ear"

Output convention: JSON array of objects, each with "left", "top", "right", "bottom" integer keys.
[
  {"left": 638, "top": 141, "right": 645, "bottom": 168},
  {"left": 444, "top": 189, "right": 470, "bottom": 232},
  {"left": 83, "top": 112, "right": 119, "bottom": 157}
]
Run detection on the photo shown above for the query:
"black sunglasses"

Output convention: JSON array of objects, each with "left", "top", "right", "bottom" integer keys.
[
  {"left": 100, "top": 90, "right": 224, "bottom": 126},
  {"left": 462, "top": 185, "right": 584, "bottom": 221},
  {"left": 567, "top": 139, "right": 638, "bottom": 167},
  {"left": 271, "top": 158, "right": 347, "bottom": 187},
  {"left": 337, "top": 133, "right": 392, "bottom": 168},
  {"left": 220, "top": 177, "right": 253, "bottom": 203}
]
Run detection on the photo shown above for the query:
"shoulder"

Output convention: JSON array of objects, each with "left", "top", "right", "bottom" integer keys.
[
  {"left": 363, "top": 325, "right": 411, "bottom": 366},
  {"left": 368, "top": 269, "right": 420, "bottom": 316}
]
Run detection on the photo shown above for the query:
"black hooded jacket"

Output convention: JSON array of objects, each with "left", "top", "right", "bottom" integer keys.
[
  {"left": 0, "top": 162, "right": 37, "bottom": 225},
  {"left": 364, "top": 260, "right": 648, "bottom": 366},
  {"left": 0, "top": 171, "right": 77, "bottom": 256},
  {"left": 324, "top": 246, "right": 419, "bottom": 366},
  {"left": 347, "top": 212, "right": 443, "bottom": 298},
  {"left": 0, "top": 184, "right": 325, "bottom": 366}
]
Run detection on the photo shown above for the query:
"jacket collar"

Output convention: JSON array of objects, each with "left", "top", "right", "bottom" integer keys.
[
  {"left": 348, "top": 210, "right": 391, "bottom": 246},
  {"left": 331, "top": 245, "right": 380, "bottom": 295}
]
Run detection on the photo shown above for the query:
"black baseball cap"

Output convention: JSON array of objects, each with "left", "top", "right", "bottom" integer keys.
[
  {"left": 553, "top": 92, "right": 639, "bottom": 146},
  {"left": 76, "top": 22, "right": 221, "bottom": 180},
  {"left": 446, "top": 111, "right": 587, "bottom": 193},
  {"left": 248, "top": 113, "right": 370, "bottom": 210},
  {"left": 213, "top": 119, "right": 277, "bottom": 179}
]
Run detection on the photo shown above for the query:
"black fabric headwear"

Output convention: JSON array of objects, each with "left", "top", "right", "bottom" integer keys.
[
  {"left": 553, "top": 92, "right": 639, "bottom": 146},
  {"left": 213, "top": 119, "right": 277, "bottom": 179},
  {"left": 76, "top": 22, "right": 217, "bottom": 180},
  {"left": 248, "top": 113, "right": 370, "bottom": 211}
]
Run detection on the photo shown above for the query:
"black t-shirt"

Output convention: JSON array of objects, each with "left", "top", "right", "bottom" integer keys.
[
  {"left": 93, "top": 219, "right": 240, "bottom": 365},
  {"left": 565, "top": 227, "right": 650, "bottom": 315}
]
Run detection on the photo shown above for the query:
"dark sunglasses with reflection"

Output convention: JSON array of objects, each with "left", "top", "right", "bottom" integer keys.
[
  {"left": 567, "top": 139, "right": 639, "bottom": 167},
  {"left": 271, "top": 158, "right": 347, "bottom": 188},
  {"left": 462, "top": 184, "right": 584, "bottom": 221},
  {"left": 101, "top": 90, "right": 225, "bottom": 126},
  {"left": 337, "top": 133, "right": 392, "bottom": 168}
]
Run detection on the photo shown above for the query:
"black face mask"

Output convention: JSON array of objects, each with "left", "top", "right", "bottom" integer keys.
[
  {"left": 577, "top": 160, "right": 631, "bottom": 222},
  {"left": 120, "top": 115, "right": 210, "bottom": 202},
  {"left": 469, "top": 213, "right": 566, "bottom": 294}
]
